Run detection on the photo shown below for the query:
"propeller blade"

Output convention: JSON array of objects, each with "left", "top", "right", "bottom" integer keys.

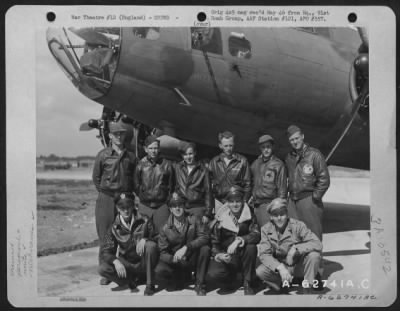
[
  {"left": 79, "top": 122, "right": 94, "bottom": 131},
  {"left": 69, "top": 27, "right": 111, "bottom": 47},
  {"left": 357, "top": 27, "right": 369, "bottom": 51}
]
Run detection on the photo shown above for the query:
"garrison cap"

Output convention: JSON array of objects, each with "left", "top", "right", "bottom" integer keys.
[
  {"left": 168, "top": 192, "right": 186, "bottom": 207},
  {"left": 258, "top": 134, "right": 274, "bottom": 145},
  {"left": 267, "top": 198, "right": 288, "bottom": 214},
  {"left": 287, "top": 125, "right": 302, "bottom": 139},
  {"left": 225, "top": 186, "right": 244, "bottom": 201},
  {"left": 144, "top": 135, "right": 160, "bottom": 147},
  {"left": 109, "top": 120, "right": 133, "bottom": 133}
]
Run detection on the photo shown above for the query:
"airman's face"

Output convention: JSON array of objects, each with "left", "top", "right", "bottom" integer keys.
[
  {"left": 145, "top": 141, "right": 160, "bottom": 159},
  {"left": 182, "top": 147, "right": 196, "bottom": 165},
  {"left": 289, "top": 132, "right": 305, "bottom": 151},
  {"left": 227, "top": 198, "right": 243, "bottom": 214},
  {"left": 219, "top": 137, "right": 234, "bottom": 157},
  {"left": 117, "top": 202, "right": 134, "bottom": 220},
  {"left": 109, "top": 131, "right": 128, "bottom": 148},
  {"left": 260, "top": 141, "right": 274, "bottom": 159},
  {"left": 170, "top": 204, "right": 185, "bottom": 218},
  {"left": 270, "top": 209, "right": 288, "bottom": 230}
]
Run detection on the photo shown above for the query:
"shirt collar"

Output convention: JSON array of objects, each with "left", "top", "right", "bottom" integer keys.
[
  {"left": 218, "top": 153, "right": 239, "bottom": 162},
  {"left": 261, "top": 154, "right": 274, "bottom": 163},
  {"left": 146, "top": 156, "right": 162, "bottom": 165},
  {"left": 291, "top": 143, "right": 309, "bottom": 157},
  {"left": 167, "top": 214, "right": 188, "bottom": 228},
  {"left": 179, "top": 160, "right": 200, "bottom": 169},
  {"left": 119, "top": 214, "right": 135, "bottom": 231}
]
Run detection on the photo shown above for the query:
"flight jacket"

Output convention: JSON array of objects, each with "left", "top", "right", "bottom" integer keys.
[
  {"left": 285, "top": 144, "right": 330, "bottom": 201},
  {"left": 158, "top": 215, "right": 210, "bottom": 264},
  {"left": 174, "top": 161, "right": 214, "bottom": 217},
  {"left": 251, "top": 155, "right": 288, "bottom": 204},
  {"left": 210, "top": 213, "right": 260, "bottom": 257},
  {"left": 208, "top": 153, "right": 252, "bottom": 202},
  {"left": 100, "top": 213, "right": 156, "bottom": 265},
  {"left": 134, "top": 156, "right": 175, "bottom": 208},
  {"left": 92, "top": 147, "right": 137, "bottom": 196}
]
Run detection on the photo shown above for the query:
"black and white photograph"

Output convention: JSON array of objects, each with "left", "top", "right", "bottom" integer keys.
[{"left": 6, "top": 6, "right": 396, "bottom": 307}]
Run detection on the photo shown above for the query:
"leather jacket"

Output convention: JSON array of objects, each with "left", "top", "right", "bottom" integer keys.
[
  {"left": 92, "top": 147, "right": 137, "bottom": 196},
  {"left": 210, "top": 212, "right": 260, "bottom": 257},
  {"left": 100, "top": 213, "right": 156, "bottom": 264},
  {"left": 174, "top": 161, "right": 213, "bottom": 217},
  {"left": 209, "top": 153, "right": 252, "bottom": 201},
  {"left": 134, "top": 156, "right": 175, "bottom": 207},
  {"left": 285, "top": 144, "right": 330, "bottom": 201},
  {"left": 251, "top": 155, "right": 287, "bottom": 204},
  {"left": 158, "top": 215, "right": 210, "bottom": 263}
]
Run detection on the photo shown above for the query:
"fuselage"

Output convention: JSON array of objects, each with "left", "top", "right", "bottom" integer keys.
[{"left": 47, "top": 27, "right": 369, "bottom": 169}]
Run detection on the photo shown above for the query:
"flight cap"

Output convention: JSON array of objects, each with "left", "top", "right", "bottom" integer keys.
[
  {"left": 258, "top": 134, "right": 274, "bottom": 145},
  {"left": 168, "top": 192, "right": 186, "bottom": 207},
  {"left": 114, "top": 192, "right": 136, "bottom": 209},
  {"left": 144, "top": 135, "right": 160, "bottom": 147},
  {"left": 287, "top": 125, "right": 302, "bottom": 139},
  {"left": 267, "top": 198, "right": 288, "bottom": 215},
  {"left": 225, "top": 186, "right": 244, "bottom": 201}
]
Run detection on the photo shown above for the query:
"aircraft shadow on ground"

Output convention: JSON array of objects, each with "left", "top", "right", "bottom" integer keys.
[{"left": 323, "top": 202, "right": 370, "bottom": 233}]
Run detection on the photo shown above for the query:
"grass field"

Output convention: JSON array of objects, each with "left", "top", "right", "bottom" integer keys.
[
  {"left": 37, "top": 179, "right": 99, "bottom": 256},
  {"left": 36, "top": 166, "right": 369, "bottom": 256}
]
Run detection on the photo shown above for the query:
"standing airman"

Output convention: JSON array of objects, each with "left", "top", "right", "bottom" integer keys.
[
  {"left": 174, "top": 142, "right": 213, "bottom": 224},
  {"left": 209, "top": 131, "right": 252, "bottom": 206},
  {"left": 134, "top": 135, "right": 175, "bottom": 234},
  {"left": 92, "top": 120, "right": 137, "bottom": 285},
  {"left": 251, "top": 134, "right": 287, "bottom": 227}
]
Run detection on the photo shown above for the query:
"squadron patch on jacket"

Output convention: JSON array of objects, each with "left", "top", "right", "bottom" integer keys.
[
  {"left": 303, "top": 163, "right": 314, "bottom": 175},
  {"left": 264, "top": 169, "right": 275, "bottom": 182}
]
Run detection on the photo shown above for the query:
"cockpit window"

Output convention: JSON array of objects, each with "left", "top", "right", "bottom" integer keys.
[
  {"left": 228, "top": 32, "right": 252, "bottom": 59},
  {"left": 191, "top": 27, "right": 222, "bottom": 54},
  {"left": 132, "top": 27, "right": 160, "bottom": 40},
  {"left": 46, "top": 27, "right": 121, "bottom": 99}
]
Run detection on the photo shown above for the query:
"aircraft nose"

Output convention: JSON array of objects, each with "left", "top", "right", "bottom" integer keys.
[{"left": 46, "top": 27, "right": 122, "bottom": 100}]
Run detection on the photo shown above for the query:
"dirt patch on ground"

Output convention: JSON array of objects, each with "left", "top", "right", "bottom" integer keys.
[{"left": 37, "top": 179, "right": 99, "bottom": 256}]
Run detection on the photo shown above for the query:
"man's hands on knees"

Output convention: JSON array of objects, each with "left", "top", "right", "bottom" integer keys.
[
  {"left": 227, "top": 237, "right": 244, "bottom": 255},
  {"left": 136, "top": 238, "right": 147, "bottom": 256},
  {"left": 173, "top": 246, "right": 188, "bottom": 263},
  {"left": 113, "top": 259, "right": 127, "bottom": 278},
  {"left": 276, "top": 263, "right": 293, "bottom": 283},
  {"left": 286, "top": 246, "right": 299, "bottom": 266},
  {"left": 215, "top": 253, "right": 232, "bottom": 263}
]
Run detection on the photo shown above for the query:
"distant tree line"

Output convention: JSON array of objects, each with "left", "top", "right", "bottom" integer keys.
[{"left": 37, "top": 154, "right": 96, "bottom": 161}]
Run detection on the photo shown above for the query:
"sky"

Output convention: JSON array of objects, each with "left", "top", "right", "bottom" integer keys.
[{"left": 36, "top": 28, "right": 102, "bottom": 157}]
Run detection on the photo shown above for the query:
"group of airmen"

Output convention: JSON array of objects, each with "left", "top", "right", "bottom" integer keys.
[{"left": 92, "top": 120, "right": 330, "bottom": 296}]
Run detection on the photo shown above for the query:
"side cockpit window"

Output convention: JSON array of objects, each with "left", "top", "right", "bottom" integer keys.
[
  {"left": 132, "top": 27, "right": 160, "bottom": 40},
  {"left": 191, "top": 27, "right": 222, "bottom": 54},
  {"left": 228, "top": 32, "right": 252, "bottom": 59}
]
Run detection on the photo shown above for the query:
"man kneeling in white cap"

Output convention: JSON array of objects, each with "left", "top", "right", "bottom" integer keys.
[{"left": 256, "top": 198, "right": 323, "bottom": 294}]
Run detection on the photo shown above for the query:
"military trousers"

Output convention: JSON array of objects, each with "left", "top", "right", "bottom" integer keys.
[
  {"left": 98, "top": 241, "right": 159, "bottom": 286},
  {"left": 138, "top": 202, "right": 170, "bottom": 234},
  {"left": 206, "top": 244, "right": 258, "bottom": 285},
  {"left": 256, "top": 251, "right": 321, "bottom": 291},
  {"left": 155, "top": 245, "right": 210, "bottom": 286}
]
